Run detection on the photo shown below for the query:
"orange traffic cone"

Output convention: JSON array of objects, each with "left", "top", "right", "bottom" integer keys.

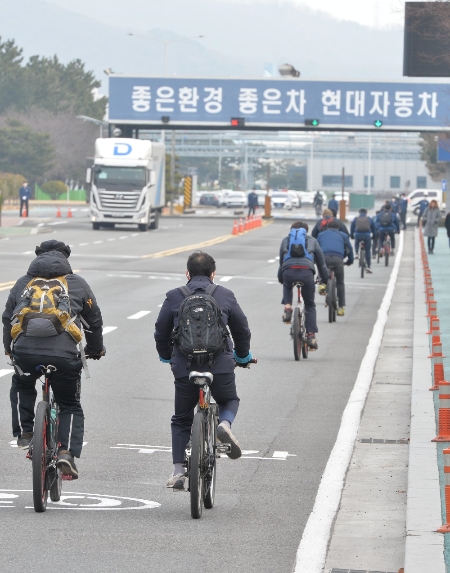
[
  {"left": 244, "top": 217, "right": 249, "bottom": 231},
  {"left": 238, "top": 218, "right": 244, "bottom": 233},
  {"left": 67, "top": 206, "right": 72, "bottom": 218},
  {"left": 232, "top": 220, "right": 238, "bottom": 236},
  {"left": 21, "top": 203, "right": 27, "bottom": 217},
  {"left": 56, "top": 206, "right": 61, "bottom": 218},
  {"left": 432, "top": 381, "right": 450, "bottom": 441}
]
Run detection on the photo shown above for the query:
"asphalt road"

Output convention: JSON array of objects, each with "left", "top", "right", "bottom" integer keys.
[{"left": 0, "top": 217, "right": 394, "bottom": 573}]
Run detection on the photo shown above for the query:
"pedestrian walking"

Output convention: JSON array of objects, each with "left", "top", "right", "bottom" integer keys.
[
  {"left": 415, "top": 191, "right": 429, "bottom": 227},
  {"left": 445, "top": 212, "right": 450, "bottom": 250},
  {"left": 247, "top": 188, "right": 259, "bottom": 217},
  {"left": 313, "top": 191, "right": 323, "bottom": 218},
  {"left": 422, "top": 200, "right": 441, "bottom": 254},
  {"left": 19, "top": 181, "right": 31, "bottom": 217},
  {"left": 327, "top": 194, "right": 339, "bottom": 216}
]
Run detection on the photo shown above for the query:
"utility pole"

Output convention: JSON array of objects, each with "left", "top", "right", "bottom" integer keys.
[
  {"left": 170, "top": 130, "right": 176, "bottom": 214},
  {"left": 309, "top": 136, "right": 314, "bottom": 194},
  {"left": 265, "top": 163, "right": 271, "bottom": 218},
  {"left": 367, "top": 133, "right": 372, "bottom": 195}
]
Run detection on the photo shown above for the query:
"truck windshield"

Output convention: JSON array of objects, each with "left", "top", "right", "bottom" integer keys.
[{"left": 94, "top": 166, "right": 146, "bottom": 190}]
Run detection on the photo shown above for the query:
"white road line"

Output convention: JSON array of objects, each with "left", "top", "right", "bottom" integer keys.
[
  {"left": 49, "top": 221, "right": 68, "bottom": 226},
  {"left": 102, "top": 327, "right": 118, "bottom": 335},
  {"left": 22, "top": 251, "right": 33, "bottom": 255},
  {"left": 157, "top": 304, "right": 163, "bottom": 307},
  {"left": 293, "top": 231, "right": 404, "bottom": 573},
  {"left": 37, "top": 223, "right": 45, "bottom": 227},
  {"left": 127, "top": 311, "right": 151, "bottom": 320},
  {"left": 107, "top": 238, "right": 116, "bottom": 241},
  {"left": 107, "top": 274, "right": 141, "bottom": 279},
  {"left": 82, "top": 208, "right": 90, "bottom": 212},
  {"left": 0, "top": 370, "right": 13, "bottom": 378},
  {"left": 131, "top": 233, "right": 139, "bottom": 237},
  {"left": 119, "top": 236, "right": 128, "bottom": 239},
  {"left": 93, "top": 240, "right": 103, "bottom": 244},
  {"left": 268, "top": 259, "right": 276, "bottom": 263},
  {"left": 220, "top": 276, "right": 233, "bottom": 282},
  {"left": 79, "top": 243, "right": 89, "bottom": 246}
]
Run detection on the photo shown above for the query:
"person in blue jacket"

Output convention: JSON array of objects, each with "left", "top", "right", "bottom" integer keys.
[
  {"left": 19, "top": 181, "right": 31, "bottom": 217},
  {"left": 327, "top": 194, "right": 339, "bottom": 216},
  {"left": 375, "top": 204, "right": 400, "bottom": 255},
  {"left": 154, "top": 251, "right": 252, "bottom": 490},
  {"left": 350, "top": 208, "right": 377, "bottom": 273},
  {"left": 317, "top": 219, "right": 354, "bottom": 316},
  {"left": 414, "top": 191, "right": 429, "bottom": 227}
]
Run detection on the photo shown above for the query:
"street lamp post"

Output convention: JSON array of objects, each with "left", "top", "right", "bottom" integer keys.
[
  {"left": 129, "top": 33, "right": 204, "bottom": 76},
  {"left": 76, "top": 115, "right": 109, "bottom": 138}
]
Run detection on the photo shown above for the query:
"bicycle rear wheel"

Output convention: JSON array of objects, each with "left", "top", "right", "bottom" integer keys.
[
  {"left": 32, "top": 401, "right": 50, "bottom": 512},
  {"left": 292, "top": 307, "right": 302, "bottom": 361},
  {"left": 360, "top": 250, "right": 366, "bottom": 278},
  {"left": 203, "top": 405, "right": 217, "bottom": 510},
  {"left": 326, "top": 280, "right": 334, "bottom": 323},
  {"left": 190, "top": 412, "right": 205, "bottom": 519},
  {"left": 385, "top": 244, "right": 389, "bottom": 266}
]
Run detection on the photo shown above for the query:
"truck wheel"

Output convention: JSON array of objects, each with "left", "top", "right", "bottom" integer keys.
[
  {"left": 138, "top": 223, "right": 149, "bottom": 232},
  {"left": 93, "top": 222, "right": 100, "bottom": 230},
  {"left": 149, "top": 211, "right": 160, "bottom": 230}
]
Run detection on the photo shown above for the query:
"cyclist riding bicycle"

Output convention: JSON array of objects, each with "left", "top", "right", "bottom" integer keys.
[
  {"left": 317, "top": 219, "right": 354, "bottom": 316},
  {"left": 278, "top": 221, "right": 329, "bottom": 349},
  {"left": 350, "top": 208, "right": 377, "bottom": 274},
  {"left": 2, "top": 240, "right": 105, "bottom": 479},
  {"left": 311, "top": 208, "right": 349, "bottom": 239},
  {"left": 154, "top": 251, "right": 252, "bottom": 491},
  {"left": 375, "top": 203, "right": 400, "bottom": 255}
]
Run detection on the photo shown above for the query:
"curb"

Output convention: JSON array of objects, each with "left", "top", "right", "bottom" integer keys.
[{"left": 404, "top": 229, "right": 445, "bottom": 572}]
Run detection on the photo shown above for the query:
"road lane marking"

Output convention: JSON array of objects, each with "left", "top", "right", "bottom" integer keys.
[
  {"left": 107, "top": 274, "right": 141, "bottom": 279},
  {"left": 102, "top": 326, "right": 117, "bottom": 334},
  {"left": 268, "top": 259, "right": 276, "bottom": 263},
  {"left": 0, "top": 370, "right": 13, "bottom": 378},
  {"left": 0, "top": 281, "right": 15, "bottom": 292},
  {"left": 112, "top": 444, "right": 294, "bottom": 459},
  {"left": 48, "top": 221, "right": 68, "bottom": 226},
  {"left": 107, "top": 238, "right": 115, "bottom": 241},
  {"left": 22, "top": 251, "right": 33, "bottom": 255},
  {"left": 293, "top": 231, "right": 404, "bottom": 573},
  {"left": 93, "top": 240, "right": 103, "bottom": 244},
  {"left": 79, "top": 243, "right": 89, "bottom": 246},
  {"left": 220, "top": 276, "right": 233, "bottom": 282},
  {"left": 127, "top": 311, "right": 151, "bottom": 320},
  {"left": 119, "top": 236, "right": 128, "bottom": 239}
]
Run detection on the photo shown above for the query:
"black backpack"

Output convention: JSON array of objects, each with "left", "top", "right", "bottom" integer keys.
[
  {"left": 355, "top": 215, "right": 371, "bottom": 233},
  {"left": 172, "top": 284, "right": 229, "bottom": 368},
  {"left": 379, "top": 211, "right": 392, "bottom": 227}
]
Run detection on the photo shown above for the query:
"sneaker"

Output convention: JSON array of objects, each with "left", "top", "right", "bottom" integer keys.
[
  {"left": 354, "top": 254, "right": 359, "bottom": 259},
  {"left": 17, "top": 432, "right": 33, "bottom": 450},
  {"left": 282, "top": 307, "right": 293, "bottom": 323},
  {"left": 366, "top": 267, "right": 373, "bottom": 274},
  {"left": 217, "top": 422, "right": 242, "bottom": 460},
  {"left": 56, "top": 450, "right": 79, "bottom": 479},
  {"left": 318, "top": 284, "right": 326, "bottom": 296},
  {"left": 166, "top": 473, "right": 186, "bottom": 490},
  {"left": 391, "top": 249, "right": 395, "bottom": 256},
  {"left": 337, "top": 307, "right": 345, "bottom": 316},
  {"left": 306, "top": 334, "right": 318, "bottom": 350}
]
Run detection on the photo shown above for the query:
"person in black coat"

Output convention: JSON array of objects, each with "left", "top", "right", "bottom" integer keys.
[
  {"left": 155, "top": 251, "right": 252, "bottom": 490},
  {"left": 2, "top": 240, "right": 105, "bottom": 479},
  {"left": 445, "top": 212, "right": 450, "bottom": 249}
]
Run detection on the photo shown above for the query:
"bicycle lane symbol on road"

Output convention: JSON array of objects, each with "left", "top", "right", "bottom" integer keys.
[
  {"left": 0, "top": 490, "right": 160, "bottom": 511},
  {"left": 112, "top": 444, "right": 297, "bottom": 460}
]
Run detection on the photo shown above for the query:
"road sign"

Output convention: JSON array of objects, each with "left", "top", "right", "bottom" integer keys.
[{"left": 109, "top": 76, "right": 450, "bottom": 130}]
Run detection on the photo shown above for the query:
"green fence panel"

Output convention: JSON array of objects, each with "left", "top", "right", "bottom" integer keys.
[
  {"left": 34, "top": 185, "right": 86, "bottom": 202},
  {"left": 350, "top": 193, "right": 375, "bottom": 211}
]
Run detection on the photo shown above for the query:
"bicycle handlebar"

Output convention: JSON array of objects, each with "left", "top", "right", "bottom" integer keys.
[{"left": 235, "top": 358, "right": 257, "bottom": 368}]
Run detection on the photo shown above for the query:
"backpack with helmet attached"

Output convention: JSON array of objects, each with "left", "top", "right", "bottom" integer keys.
[
  {"left": 284, "top": 228, "right": 313, "bottom": 262},
  {"left": 379, "top": 211, "right": 392, "bottom": 227},
  {"left": 10, "top": 275, "right": 83, "bottom": 344},
  {"left": 355, "top": 215, "right": 371, "bottom": 233},
  {"left": 172, "top": 284, "right": 229, "bottom": 368}
]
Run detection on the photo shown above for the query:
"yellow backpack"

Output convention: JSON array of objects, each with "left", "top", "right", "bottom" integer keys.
[{"left": 11, "top": 275, "right": 83, "bottom": 343}]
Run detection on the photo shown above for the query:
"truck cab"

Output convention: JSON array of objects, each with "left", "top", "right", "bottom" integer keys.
[{"left": 87, "top": 138, "right": 165, "bottom": 231}]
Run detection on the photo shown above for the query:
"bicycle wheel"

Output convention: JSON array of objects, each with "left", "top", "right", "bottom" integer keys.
[
  {"left": 32, "top": 401, "right": 50, "bottom": 512},
  {"left": 385, "top": 244, "right": 389, "bottom": 267},
  {"left": 292, "top": 307, "right": 302, "bottom": 361},
  {"left": 203, "top": 405, "right": 217, "bottom": 510},
  {"left": 360, "top": 250, "right": 366, "bottom": 278},
  {"left": 332, "top": 278, "right": 337, "bottom": 322},
  {"left": 326, "top": 280, "right": 334, "bottom": 323},
  {"left": 190, "top": 412, "right": 205, "bottom": 519}
]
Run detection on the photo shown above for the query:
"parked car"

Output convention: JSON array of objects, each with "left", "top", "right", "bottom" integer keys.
[
  {"left": 286, "top": 190, "right": 301, "bottom": 208},
  {"left": 223, "top": 191, "right": 246, "bottom": 208},
  {"left": 406, "top": 189, "right": 445, "bottom": 211},
  {"left": 297, "top": 191, "right": 315, "bottom": 205},
  {"left": 271, "top": 192, "right": 292, "bottom": 210},
  {"left": 199, "top": 192, "right": 222, "bottom": 207}
]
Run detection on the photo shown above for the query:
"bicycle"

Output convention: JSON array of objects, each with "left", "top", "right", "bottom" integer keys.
[
  {"left": 290, "top": 281, "right": 309, "bottom": 361},
  {"left": 358, "top": 240, "right": 367, "bottom": 278},
  {"left": 324, "top": 266, "right": 337, "bottom": 323},
  {"left": 184, "top": 360, "right": 257, "bottom": 519},
  {"left": 27, "top": 364, "right": 62, "bottom": 513},
  {"left": 377, "top": 234, "right": 391, "bottom": 267}
]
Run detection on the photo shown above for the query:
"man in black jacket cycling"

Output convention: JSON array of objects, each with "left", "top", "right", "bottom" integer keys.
[
  {"left": 2, "top": 240, "right": 105, "bottom": 479},
  {"left": 155, "top": 251, "right": 252, "bottom": 490}
]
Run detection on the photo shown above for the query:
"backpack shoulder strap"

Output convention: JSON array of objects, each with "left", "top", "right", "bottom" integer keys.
[
  {"left": 177, "top": 285, "right": 193, "bottom": 298},
  {"left": 205, "top": 283, "right": 219, "bottom": 296}
]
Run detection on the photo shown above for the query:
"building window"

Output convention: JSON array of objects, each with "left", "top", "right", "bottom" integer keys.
[
  {"left": 390, "top": 176, "right": 401, "bottom": 189},
  {"left": 364, "top": 175, "right": 374, "bottom": 188},
  {"left": 322, "top": 175, "right": 353, "bottom": 188},
  {"left": 417, "top": 176, "right": 427, "bottom": 189}
]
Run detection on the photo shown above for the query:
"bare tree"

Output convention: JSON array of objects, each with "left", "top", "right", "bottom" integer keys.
[{"left": 406, "top": 1, "right": 450, "bottom": 67}]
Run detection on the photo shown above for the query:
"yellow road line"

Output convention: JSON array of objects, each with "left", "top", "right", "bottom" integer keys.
[{"left": 142, "top": 219, "right": 272, "bottom": 259}]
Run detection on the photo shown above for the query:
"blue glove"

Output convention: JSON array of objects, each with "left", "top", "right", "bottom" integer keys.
[
  {"left": 159, "top": 356, "right": 172, "bottom": 364},
  {"left": 234, "top": 350, "right": 253, "bottom": 364}
]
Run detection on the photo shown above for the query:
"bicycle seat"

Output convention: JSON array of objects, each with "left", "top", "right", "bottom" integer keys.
[
  {"left": 292, "top": 281, "right": 304, "bottom": 287},
  {"left": 189, "top": 371, "right": 213, "bottom": 386}
]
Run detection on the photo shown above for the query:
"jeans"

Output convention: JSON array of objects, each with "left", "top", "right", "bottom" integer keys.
[
  {"left": 427, "top": 236, "right": 436, "bottom": 251},
  {"left": 354, "top": 233, "right": 372, "bottom": 268},
  {"left": 248, "top": 205, "right": 257, "bottom": 216},
  {"left": 10, "top": 353, "right": 84, "bottom": 457},
  {"left": 19, "top": 198, "right": 29, "bottom": 217},
  {"left": 171, "top": 373, "right": 240, "bottom": 463},
  {"left": 324, "top": 255, "right": 345, "bottom": 307},
  {"left": 281, "top": 267, "right": 317, "bottom": 333},
  {"left": 400, "top": 211, "right": 407, "bottom": 229},
  {"left": 379, "top": 229, "right": 396, "bottom": 250}
]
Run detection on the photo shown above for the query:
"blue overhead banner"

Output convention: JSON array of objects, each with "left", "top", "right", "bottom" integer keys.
[{"left": 109, "top": 76, "right": 450, "bottom": 130}]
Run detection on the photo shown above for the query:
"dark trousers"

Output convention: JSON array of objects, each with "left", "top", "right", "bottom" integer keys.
[
  {"left": 354, "top": 233, "right": 372, "bottom": 268},
  {"left": 248, "top": 205, "right": 256, "bottom": 216},
  {"left": 171, "top": 372, "right": 240, "bottom": 463},
  {"left": 281, "top": 267, "right": 317, "bottom": 333},
  {"left": 400, "top": 211, "right": 407, "bottom": 230},
  {"left": 427, "top": 236, "right": 436, "bottom": 251},
  {"left": 378, "top": 229, "right": 396, "bottom": 250},
  {"left": 10, "top": 353, "right": 84, "bottom": 457},
  {"left": 19, "top": 198, "right": 29, "bottom": 217},
  {"left": 324, "top": 255, "right": 345, "bottom": 307}
]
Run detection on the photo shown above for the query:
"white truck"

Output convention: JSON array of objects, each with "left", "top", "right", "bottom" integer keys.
[{"left": 86, "top": 138, "right": 165, "bottom": 231}]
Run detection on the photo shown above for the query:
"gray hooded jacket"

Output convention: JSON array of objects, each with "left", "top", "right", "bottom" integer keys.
[{"left": 2, "top": 251, "right": 103, "bottom": 358}]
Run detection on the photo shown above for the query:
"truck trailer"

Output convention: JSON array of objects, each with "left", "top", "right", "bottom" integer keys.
[{"left": 86, "top": 138, "right": 165, "bottom": 231}]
